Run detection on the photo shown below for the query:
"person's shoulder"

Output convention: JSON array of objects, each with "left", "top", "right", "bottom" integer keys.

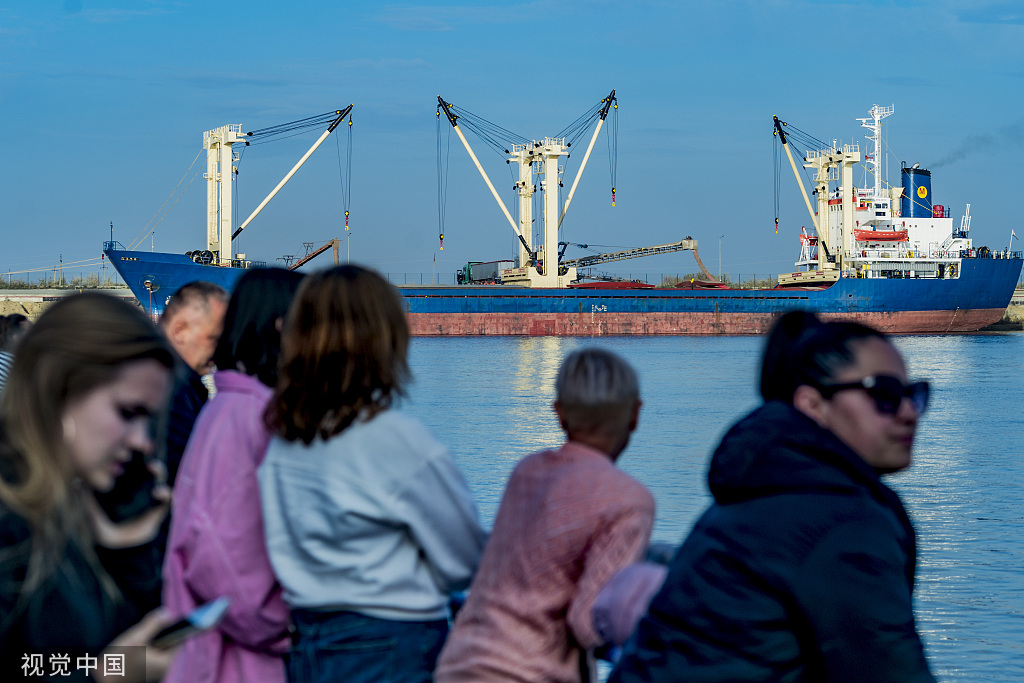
[
  {"left": 170, "top": 366, "right": 208, "bottom": 408},
  {"left": 609, "top": 467, "right": 655, "bottom": 510},
  {"left": 506, "top": 446, "right": 571, "bottom": 479},
  {"left": 361, "top": 410, "right": 443, "bottom": 450},
  {"left": 576, "top": 452, "right": 655, "bottom": 513},
  {"left": 205, "top": 371, "right": 272, "bottom": 416},
  {"left": 367, "top": 408, "right": 425, "bottom": 430},
  {"left": 548, "top": 444, "right": 654, "bottom": 505},
  {"left": 212, "top": 369, "right": 269, "bottom": 395}
]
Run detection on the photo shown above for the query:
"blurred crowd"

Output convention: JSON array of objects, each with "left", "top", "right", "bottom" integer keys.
[{"left": 0, "top": 268, "right": 936, "bottom": 682}]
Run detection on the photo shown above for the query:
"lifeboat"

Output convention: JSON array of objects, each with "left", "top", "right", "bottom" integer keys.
[{"left": 854, "top": 229, "right": 908, "bottom": 242}]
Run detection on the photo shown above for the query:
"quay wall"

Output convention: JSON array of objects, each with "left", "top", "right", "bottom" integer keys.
[{"left": 0, "top": 287, "right": 136, "bottom": 319}]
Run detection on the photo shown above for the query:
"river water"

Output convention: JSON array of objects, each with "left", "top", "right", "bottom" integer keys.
[{"left": 403, "top": 332, "right": 1024, "bottom": 681}]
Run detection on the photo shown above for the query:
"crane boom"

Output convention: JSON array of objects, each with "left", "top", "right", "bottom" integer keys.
[
  {"left": 232, "top": 105, "right": 353, "bottom": 241},
  {"left": 562, "top": 238, "right": 697, "bottom": 268},
  {"left": 288, "top": 238, "right": 340, "bottom": 270},
  {"left": 437, "top": 96, "right": 534, "bottom": 259}
]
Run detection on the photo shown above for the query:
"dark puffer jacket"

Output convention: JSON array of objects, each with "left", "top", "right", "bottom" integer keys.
[{"left": 609, "top": 401, "right": 935, "bottom": 683}]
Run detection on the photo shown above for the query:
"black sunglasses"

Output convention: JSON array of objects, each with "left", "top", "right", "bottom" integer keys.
[{"left": 816, "top": 375, "right": 930, "bottom": 415}]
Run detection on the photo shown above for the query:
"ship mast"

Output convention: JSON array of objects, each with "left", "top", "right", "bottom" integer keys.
[{"left": 858, "top": 104, "right": 893, "bottom": 203}]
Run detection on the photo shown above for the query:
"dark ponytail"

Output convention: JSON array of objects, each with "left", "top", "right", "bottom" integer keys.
[{"left": 759, "top": 311, "right": 886, "bottom": 404}]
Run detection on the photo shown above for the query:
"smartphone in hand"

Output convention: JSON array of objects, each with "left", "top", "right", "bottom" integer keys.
[{"left": 150, "top": 597, "right": 231, "bottom": 649}]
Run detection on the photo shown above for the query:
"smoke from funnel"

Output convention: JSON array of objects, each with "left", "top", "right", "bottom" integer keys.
[{"left": 932, "top": 121, "right": 1024, "bottom": 168}]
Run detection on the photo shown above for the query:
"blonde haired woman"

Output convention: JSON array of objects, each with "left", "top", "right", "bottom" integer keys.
[{"left": 0, "top": 293, "right": 178, "bottom": 682}]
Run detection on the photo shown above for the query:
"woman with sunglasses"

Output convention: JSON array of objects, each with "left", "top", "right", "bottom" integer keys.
[{"left": 610, "top": 310, "right": 936, "bottom": 683}]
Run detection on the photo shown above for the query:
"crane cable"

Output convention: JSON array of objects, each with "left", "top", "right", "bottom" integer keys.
[
  {"left": 608, "top": 99, "right": 618, "bottom": 206},
  {"left": 125, "top": 111, "right": 347, "bottom": 255},
  {"left": 445, "top": 104, "right": 530, "bottom": 158},
  {"left": 435, "top": 102, "right": 527, "bottom": 251},
  {"left": 772, "top": 118, "right": 829, "bottom": 236},
  {"left": 773, "top": 129, "right": 782, "bottom": 234},
  {"left": 336, "top": 111, "right": 353, "bottom": 232},
  {"left": 437, "top": 109, "right": 451, "bottom": 250},
  {"left": 245, "top": 111, "right": 347, "bottom": 143},
  {"left": 127, "top": 149, "right": 205, "bottom": 251}
]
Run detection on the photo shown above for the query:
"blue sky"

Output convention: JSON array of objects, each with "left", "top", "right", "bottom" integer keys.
[{"left": 2, "top": 0, "right": 1023, "bottom": 283}]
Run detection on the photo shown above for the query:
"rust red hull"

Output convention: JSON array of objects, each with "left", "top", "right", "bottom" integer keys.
[{"left": 407, "top": 308, "right": 1008, "bottom": 336}]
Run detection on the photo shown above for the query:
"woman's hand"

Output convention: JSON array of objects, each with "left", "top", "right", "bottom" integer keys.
[
  {"left": 84, "top": 483, "right": 170, "bottom": 549},
  {"left": 95, "top": 609, "right": 179, "bottom": 683}
]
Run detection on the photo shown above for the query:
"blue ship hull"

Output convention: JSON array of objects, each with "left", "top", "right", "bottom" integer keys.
[{"left": 104, "top": 247, "right": 1021, "bottom": 335}]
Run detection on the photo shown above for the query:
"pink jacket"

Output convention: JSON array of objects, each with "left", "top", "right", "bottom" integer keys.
[
  {"left": 435, "top": 441, "right": 655, "bottom": 682},
  {"left": 163, "top": 370, "right": 290, "bottom": 683}
]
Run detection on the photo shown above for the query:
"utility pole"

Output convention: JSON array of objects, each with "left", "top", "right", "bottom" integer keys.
[{"left": 718, "top": 235, "right": 724, "bottom": 280}]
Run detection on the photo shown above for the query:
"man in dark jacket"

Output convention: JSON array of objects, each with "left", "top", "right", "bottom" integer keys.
[{"left": 158, "top": 281, "right": 228, "bottom": 486}]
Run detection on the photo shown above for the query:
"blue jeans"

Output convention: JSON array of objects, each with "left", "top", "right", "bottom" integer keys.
[{"left": 289, "top": 609, "right": 449, "bottom": 683}]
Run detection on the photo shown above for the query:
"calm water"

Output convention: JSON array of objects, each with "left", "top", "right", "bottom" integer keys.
[{"left": 404, "top": 333, "right": 1024, "bottom": 681}]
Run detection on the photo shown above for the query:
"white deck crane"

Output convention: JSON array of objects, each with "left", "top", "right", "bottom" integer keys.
[
  {"left": 437, "top": 91, "right": 617, "bottom": 288},
  {"left": 202, "top": 106, "right": 352, "bottom": 266},
  {"left": 773, "top": 115, "right": 859, "bottom": 277}
]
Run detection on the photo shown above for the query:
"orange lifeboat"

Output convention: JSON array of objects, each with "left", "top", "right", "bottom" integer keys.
[{"left": 854, "top": 229, "right": 909, "bottom": 242}]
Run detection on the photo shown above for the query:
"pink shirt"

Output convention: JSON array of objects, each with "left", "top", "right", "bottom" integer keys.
[
  {"left": 162, "top": 370, "right": 290, "bottom": 683},
  {"left": 435, "top": 441, "right": 655, "bottom": 683}
]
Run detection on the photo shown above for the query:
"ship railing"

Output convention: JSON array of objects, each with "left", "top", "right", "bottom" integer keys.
[
  {"left": 806, "top": 143, "right": 859, "bottom": 159},
  {"left": 978, "top": 250, "right": 1023, "bottom": 260},
  {"left": 956, "top": 249, "right": 1022, "bottom": 260},
  {"left": 859, "top": 262, "right": 944, "bottom": 279},
  {"left": 103, "top": 240, "right": 127, "bottom": 252},
  {"left": 926, "top": 250, "right": 966, "bottom": 260},
  {"left": 854, "top": 247, "right": 975, "bottom": 262},
  {"left": 939, "top": 233, "right": 968, "bottom": 250},
  {"left": 228, "top": 259, "right": 268, "bottom": 269}
]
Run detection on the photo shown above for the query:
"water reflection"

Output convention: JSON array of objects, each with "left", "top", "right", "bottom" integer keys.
[
  {"left": 507, "top": 336, "right": 575, "bottom": 456},
  {"left": 888, "top": 334, "right": 1024, "bottom": 679},
  {"left": 406, "top": 333, "right": 1024, "bottom": 681},
  {"left": 407, "top": 337, "right": 572, "bottom": 522}
]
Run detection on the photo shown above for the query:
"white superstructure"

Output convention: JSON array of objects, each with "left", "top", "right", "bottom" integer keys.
[{"left": 779, "top": 105, "right": 982, "bottom": 285}]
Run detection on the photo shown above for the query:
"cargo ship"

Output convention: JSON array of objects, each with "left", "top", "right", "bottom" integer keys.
[{"left": 104, "top": 103, "right": 1023, "bottom": 335}]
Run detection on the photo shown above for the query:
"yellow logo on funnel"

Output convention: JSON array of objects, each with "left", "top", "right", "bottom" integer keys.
[{"left": 917, "top": 186, "right": 928, "bottom": 198}]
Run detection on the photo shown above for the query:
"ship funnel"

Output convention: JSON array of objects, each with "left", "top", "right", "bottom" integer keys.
[{"left": 901, "top": 165, "right": 932, "bottom": 218}]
